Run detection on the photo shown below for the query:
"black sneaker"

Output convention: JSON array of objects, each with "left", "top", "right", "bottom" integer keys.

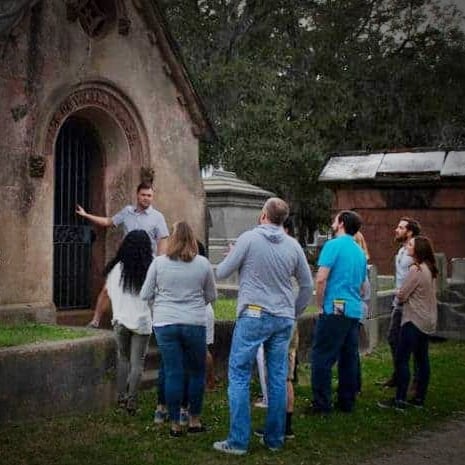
[
  {"left": 126, "top": 398, "right": 137, "bottom": 416},
  {"left": 334, "top": 402, "right": 353, "bottom": 413},
  {"left": 285, "top": 429, "right": 295, "bottom": 440},
  {"left": 407, "top": 398, "right": 424, "bottom": 409},
  {"left": 306, "top": 403, "right": 330, "bottom": 416},
  {"left": 377, "top": 398, "right": 407, "bottom": 411},
  {"left": 254, "top": 428, "right": 264, "bottom": 438}
]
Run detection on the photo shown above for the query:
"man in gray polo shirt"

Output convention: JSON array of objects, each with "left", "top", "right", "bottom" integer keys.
[
  {"left": 382, "top": 217, "right": 421, "bottom": 388},
  {"left": 76, "top": 182, "right": 169, "bottom": 327}
]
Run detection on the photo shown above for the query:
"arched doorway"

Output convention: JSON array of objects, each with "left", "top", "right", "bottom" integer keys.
[
  {"left": 53, "top": 117, "right": 104, "bottom": 310},
  {"left": 42, "top": 83, "right": 150, "bottom": 317}
]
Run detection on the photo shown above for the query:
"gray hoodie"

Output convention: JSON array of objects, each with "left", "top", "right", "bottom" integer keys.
[{"left": 216, "top": 224, "right": 313, "bottom": 319}]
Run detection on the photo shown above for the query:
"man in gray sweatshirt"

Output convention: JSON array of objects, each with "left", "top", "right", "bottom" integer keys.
[{"left": 213, "top": 198, "right": 313, "bottom": 455}]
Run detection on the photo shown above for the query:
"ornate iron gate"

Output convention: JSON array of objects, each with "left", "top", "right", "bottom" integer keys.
[{"left": 53, "top": 118, "right": 97, "bottom": 309}]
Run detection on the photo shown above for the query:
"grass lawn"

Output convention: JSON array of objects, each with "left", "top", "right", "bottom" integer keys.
[
  {"left": 0, "top": 323, "right": 92, "bottom": 348},
  {"left": 1, "top": 341, "right": 464, "bottom": 465},
  {"left": 214, "top": 298, "right": 317, "bottom": 320}
]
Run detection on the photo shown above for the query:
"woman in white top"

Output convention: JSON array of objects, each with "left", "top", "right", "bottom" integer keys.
[
  {"left": 141, "top": 221, "right": 217, "bottom": 437},
  {"left": 105, "top": 229, "right": 153, "bottom": 415}
]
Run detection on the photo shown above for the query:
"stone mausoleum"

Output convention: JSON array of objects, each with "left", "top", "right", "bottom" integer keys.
[
  {"left": 0, "top": 1, "right": 213, "bottom": 322},
  {"left": 319, "top": 150, "right": 465, "bottom": 275},
  {"left": 203, "top": 169, "right": 273, "bottom": 295},
  {"left": 203, "top": 169, "right": 274, "bottom": 264}
]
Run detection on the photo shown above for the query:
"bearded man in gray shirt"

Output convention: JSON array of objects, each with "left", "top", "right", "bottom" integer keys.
[
  {"left": 383, "top": 217, "right": 421, "bottom": 388},
  {"left": 76, "top": 182, "right": 169, "bottom": 327},
  {"left": 212, "top": 198, "right": 313, "bottom": 455}
]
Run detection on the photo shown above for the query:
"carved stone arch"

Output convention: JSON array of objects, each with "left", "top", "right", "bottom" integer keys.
[
  {"left": 34, "top": 81, "right": 151, "bottom": 311},
  {"left": 34, "top": 80, "right": 151, "bottom": 196},
  {"left": 39, "top": 81, "right": 149, "bottom": 166}
]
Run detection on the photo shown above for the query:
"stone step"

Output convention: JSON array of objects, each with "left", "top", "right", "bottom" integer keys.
[
  {"left": 56, "top": 309, "right": 112, "bottom": 328},
  {"left": 141, "top": 345, "right": 161, "bottom": 391},
  {"left": 144, "top": 345, "right": 161, "bottom": 370},
  {"left": 140, "top": 368, "right": 159, "bottom": 391}
]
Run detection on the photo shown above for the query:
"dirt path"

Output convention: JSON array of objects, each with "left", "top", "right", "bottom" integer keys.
[{"left": 361, "top": 414, "right": 465, "bottom": 465}]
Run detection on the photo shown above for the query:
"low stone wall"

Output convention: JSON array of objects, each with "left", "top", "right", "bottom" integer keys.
[
  {"left": 210, "top": 311, "right": 393, "bottom": 379},
  {"left": 436, "top": 282, "right": 465, "bottom": 339},
  {"left": 0, "top": 330, "right": 116, "bottom": 424}
]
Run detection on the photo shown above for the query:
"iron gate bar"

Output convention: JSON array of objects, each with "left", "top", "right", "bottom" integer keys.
[{"left": 53, "top": 118, "right": 96, "bottom": 310}]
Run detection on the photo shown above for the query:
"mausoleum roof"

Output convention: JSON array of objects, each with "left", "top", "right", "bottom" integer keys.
[
  {"left": 203, "top": 170, "right": 274, "bottom": 198},
  {"left": 319, "top": 150, "right": 465, "bottom": 184}
]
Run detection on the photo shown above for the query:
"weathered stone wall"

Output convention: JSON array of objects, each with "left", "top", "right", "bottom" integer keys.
[
  {"left": 0, "top": 1, "right": 205, "bottom": 309},
  {"left": 332, "top": 185, "right": 465, "bottom": 274},
  {"left": 0, "top": 332, "right": 116, "bottom": 424},
  {"left": 210, "top": 313, "right": 392, "bottom": 381}
]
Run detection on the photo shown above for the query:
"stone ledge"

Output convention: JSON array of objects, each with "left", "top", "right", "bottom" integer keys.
[
  {"left": 209, "top": 313, "right": 389, "bottom": 380},
  {"left": 0, "top": 330, "right": 116, "bottom": 424},
  {"left": 0, "top": 302, "right": 56, "bottom": 325}
]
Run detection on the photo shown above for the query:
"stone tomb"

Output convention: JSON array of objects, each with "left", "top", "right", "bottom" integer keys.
[
  {"left": 319, "top": 150, "right": 465, "bottom": 275},
  {"left": 203, "top": 169, "right": 274, "bottom": 293},
  {"left": 0, "top": 0, "right": 213, "bottom": 321}
]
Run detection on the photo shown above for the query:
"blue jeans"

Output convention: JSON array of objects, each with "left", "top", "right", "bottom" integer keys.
[
  {"left": 396, "top": 322, "right": 430, "bottom": 402},
  {"left": 311, "top": 314, "right": 360, "bottom": 412},
  {"left": 154, "top": 324, "right": 206, "bottom": 422},
  {"left": 156, "top": 359, "right": 189, "bottom": 409},
  {"left": 227, "top": 312, "right": 293, "bottom": 451}
]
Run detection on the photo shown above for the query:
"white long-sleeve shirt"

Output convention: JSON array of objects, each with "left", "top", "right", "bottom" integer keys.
[{"left": 107, "top": 263, "right": 152, "bottom": 334}]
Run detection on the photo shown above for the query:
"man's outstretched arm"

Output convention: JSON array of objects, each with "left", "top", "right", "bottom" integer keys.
[
  {"left": 216, "top": 235, "right": 249, "bottom": 280},
  {"left": 76, "top": 205, "right": 113, "bottom": 228}
]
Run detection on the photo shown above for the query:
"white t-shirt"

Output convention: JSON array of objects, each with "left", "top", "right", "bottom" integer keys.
[
  {"left": 107, "top": 263, "right": 152, "bottom": 335},
  {"left": 206, "top": 303, "right": 215, "bottom": 345}
]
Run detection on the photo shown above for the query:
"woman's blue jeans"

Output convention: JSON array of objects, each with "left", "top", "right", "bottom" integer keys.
[
  {"left": 154, "top": 324, "right": 206, "bottom": 422},
  {"left": 156, "top": 359, "right": 189, "bottom": 409}
]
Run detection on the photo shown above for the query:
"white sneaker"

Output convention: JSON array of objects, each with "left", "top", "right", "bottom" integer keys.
[
  {"left": 180, "top": 408, "right": 189, "bottom": 426},
  {"left": 153, "top": 409, "right": 168, "bottom": 424},
  {"left": 213, "top": 440, "right": 247, "bottom": 456},
  {"left": 259, "top": 437, "right": 280, "bottom": 452},
  {"left": 254, "top": 399, "right": 268, "bottom": 409}
]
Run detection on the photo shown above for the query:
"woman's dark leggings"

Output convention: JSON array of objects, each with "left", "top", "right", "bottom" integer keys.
[{"left": 395, "top": 322, "right": 430, "bottom": 402}]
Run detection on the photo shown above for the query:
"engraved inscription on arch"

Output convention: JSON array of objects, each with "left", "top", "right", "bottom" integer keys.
[{"left": 45, "top": 87, "right": 143, "bottom": 162}]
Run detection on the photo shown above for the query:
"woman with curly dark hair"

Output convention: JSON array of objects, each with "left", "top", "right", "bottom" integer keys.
[
  {"left": 378, "top": 235, "right": 438, "bottom": 410},
  {"left": 141, "top": 221, "right": 217, "bottom": 437},
  {"left": 105, "top": 229, "right": 153, "bottom": 415}
]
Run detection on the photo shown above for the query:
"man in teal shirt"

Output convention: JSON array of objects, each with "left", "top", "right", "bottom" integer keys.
[{"left": 311, "top": 210, "right": 367, "bottom": 414}]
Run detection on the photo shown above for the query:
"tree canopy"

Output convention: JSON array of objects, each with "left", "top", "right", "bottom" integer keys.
[{"left": 160, "top": 0, "right": 465, "bottom": 243}]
